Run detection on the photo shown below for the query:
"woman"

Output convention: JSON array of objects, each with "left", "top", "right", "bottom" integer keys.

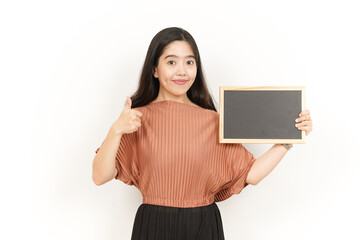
[{"left": 92, "top": 27, "right": 313, "bottom": 240}]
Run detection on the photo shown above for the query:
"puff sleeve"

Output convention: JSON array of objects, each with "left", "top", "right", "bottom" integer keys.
[
  {"left": 95, "top": 132, "right": 139, "bottom": 186},
  {"left": 214, "top": 143, "right": 256, "bottom": 202}
]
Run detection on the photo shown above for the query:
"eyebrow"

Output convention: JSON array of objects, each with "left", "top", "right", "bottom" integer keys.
[{"left": 164, "top": 54, "right": 196, "bottom": 59}]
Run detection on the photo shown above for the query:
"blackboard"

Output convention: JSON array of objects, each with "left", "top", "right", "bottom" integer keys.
[{"left": 219, "top": 86, "right": 306, "bottom": 144}]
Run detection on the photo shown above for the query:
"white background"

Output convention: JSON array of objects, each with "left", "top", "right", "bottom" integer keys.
[{"left": 1, "top": 0, "right": 359, "bottom": 239}]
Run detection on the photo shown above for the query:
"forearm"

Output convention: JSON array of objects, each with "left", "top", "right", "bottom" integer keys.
[
  {"left": 92, "top": 128, "right": 122, "bottom": 185},
  {"left": 246, "top": 144, "right": 290, "bottom": 185}
]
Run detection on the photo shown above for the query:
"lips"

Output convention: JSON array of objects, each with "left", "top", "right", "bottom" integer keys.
[{"left": 172, "top": 80, "right": 188, "bottom": 85}]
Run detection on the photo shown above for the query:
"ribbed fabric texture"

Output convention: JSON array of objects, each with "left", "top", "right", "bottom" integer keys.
[{"left": 95, "top": 100, "right": 256, "bottom": 208}]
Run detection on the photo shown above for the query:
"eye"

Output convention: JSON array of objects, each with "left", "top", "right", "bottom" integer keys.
[
  {"left": 168, "top": 60, "right": 176, "bottom": 65},
  {"left": 187, "top": 60, "right": 195, "bottom": 65}
]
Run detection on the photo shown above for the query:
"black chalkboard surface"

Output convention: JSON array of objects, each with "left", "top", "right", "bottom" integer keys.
[{"left": 219, "top": 86, "right": 306, "bottom": 144}]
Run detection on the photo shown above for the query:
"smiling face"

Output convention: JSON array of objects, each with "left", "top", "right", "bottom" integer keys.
[{"left": 153, "top": 40, "right": 197, "bottom": 102}]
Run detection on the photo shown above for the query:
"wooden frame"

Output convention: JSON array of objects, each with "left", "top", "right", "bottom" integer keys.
[{"left": 219, "top": 86, "right": 306, "bottom": 144}]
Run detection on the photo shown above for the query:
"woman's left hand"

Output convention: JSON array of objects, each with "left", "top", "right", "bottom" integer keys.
[{"left": 295, "top": 109, "right": 313, "bottom": 136}]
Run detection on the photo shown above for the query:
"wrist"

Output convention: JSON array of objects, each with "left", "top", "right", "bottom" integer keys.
[
  {"left": 108, "top": 126, "right": 123, "bottom": 138},
  {"left": 282, "top": 144, "right": 293, "bottom": 150}
]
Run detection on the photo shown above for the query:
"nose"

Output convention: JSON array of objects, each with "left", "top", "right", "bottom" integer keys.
[{"left": 176, "top": 62, "right": 186, "bottom": 76}]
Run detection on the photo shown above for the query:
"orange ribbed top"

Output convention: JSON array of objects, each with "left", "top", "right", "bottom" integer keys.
[{"left": 95, "top": 100, "right": 256, "bottom": 208}]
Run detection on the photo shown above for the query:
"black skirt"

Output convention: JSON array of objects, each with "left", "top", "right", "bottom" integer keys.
[{"left": 131, "top": 202, "right": 225, "bottom": 240}]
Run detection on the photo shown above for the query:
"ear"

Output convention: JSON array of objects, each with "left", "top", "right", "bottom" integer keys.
[{"left": 153, "top": 67, "right": 158, "bottom": 78}]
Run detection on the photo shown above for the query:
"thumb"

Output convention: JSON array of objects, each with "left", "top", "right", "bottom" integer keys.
[{"left": 125, "top": 96, "right": 132, "bottom": 109}]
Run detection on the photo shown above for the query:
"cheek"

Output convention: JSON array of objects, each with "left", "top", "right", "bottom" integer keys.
[
  {"left": 158, "top": 67, "right": 173, "bottom": 79},
  {"left": 158, "top": 69, "right": 174, "bottom": 85},
  {"left": 189, "top": 67, "right": 197, "bottom": 79}
]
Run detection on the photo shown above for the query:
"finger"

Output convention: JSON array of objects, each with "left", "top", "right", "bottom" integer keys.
[
  {"left": 133, "top": 123, "right": 141, "bottom": 130},
  {"left": 132, "top": 126, "right": 139, "bottom": 132},
  {"left": 134, "top": 110, "right": 143, "bottom": 117},
  {"left": 125, "top": 96, "right": 132, "bottom": 109},
  {"left": 299, "top": 109, "right": 310, "bottom": 117},
  {"left": 297, "top": 126, "right": 312, "bottom": 132},
  {"left": 133, "top": 118, "right": 141, "bottom": 125},
  {"left": 131, "top": 114, "right": 142, "bottom": 122},
  {"left": 295, "top": 121, "right": 312, "bottom": 128},
  {"left": 295, "top": 115, "right": 311, "bottom": 122}
]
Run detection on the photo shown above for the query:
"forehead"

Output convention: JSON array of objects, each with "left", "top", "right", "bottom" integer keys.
[{"left": 161, "top": 41, "right": 194, "bottom": 57}]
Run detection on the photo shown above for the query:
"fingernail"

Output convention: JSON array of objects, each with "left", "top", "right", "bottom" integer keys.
[
  {"left": 295, "top": 119, "right": 299, "bottom": 122},
  {"left": 295, "top": 124, "right": 298, "bottom": 127}
]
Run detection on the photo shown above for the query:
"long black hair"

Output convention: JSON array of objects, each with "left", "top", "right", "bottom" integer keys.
[{"left": 129, "top": 27, "right": 217, "bottom": 112}]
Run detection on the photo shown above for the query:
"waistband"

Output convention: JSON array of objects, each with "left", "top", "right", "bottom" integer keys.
[
  {"left": 142, "top": 195, "right": 215, "bottom": 208},
  {"left": 139, "top": 202, "right": 217, "bottom": 214}
]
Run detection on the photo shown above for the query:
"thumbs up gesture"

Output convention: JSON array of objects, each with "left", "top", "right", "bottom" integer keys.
[{"left": 111, "top": 96, "right": 143, "bottom": 136}]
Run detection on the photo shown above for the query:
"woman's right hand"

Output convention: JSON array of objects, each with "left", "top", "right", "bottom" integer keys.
[{"left": 111, "top": 96, "right": 143, "bottom": 136}]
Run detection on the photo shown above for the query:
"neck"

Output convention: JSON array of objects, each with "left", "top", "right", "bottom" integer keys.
[{"left": 153, "top": 93, "right": 191, "bottom": 104}]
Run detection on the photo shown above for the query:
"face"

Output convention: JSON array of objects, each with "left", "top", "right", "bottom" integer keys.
[{"left": 153, "top": 41, "right": 197, "bottom": 100}]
